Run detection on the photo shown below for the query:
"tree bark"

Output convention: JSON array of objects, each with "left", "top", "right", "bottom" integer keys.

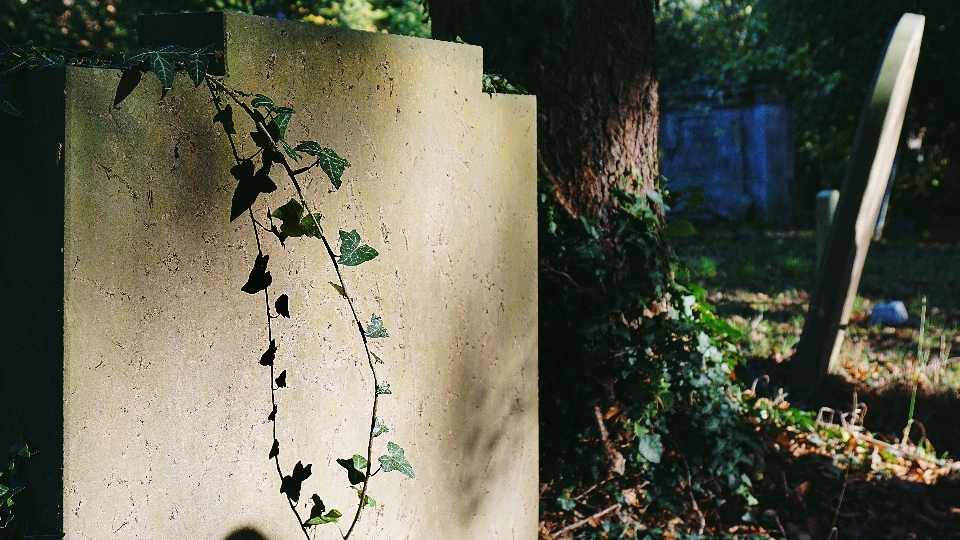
[
  {"left": 425, "top": 0, "right": 665, "bottom": 481},
  {"left": 425, "top": 0, "right": 660, "bottom": 226}
]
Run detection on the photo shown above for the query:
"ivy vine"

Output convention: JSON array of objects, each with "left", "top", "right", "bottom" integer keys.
[
  {"left": 0, "top": 440, "right": 31, "bottom": 535},
  {"left": 538, "top": 177, "right": 761, "bottom": 535},
  {"left": 1, "top": 41, "right": 414, "bottom": 539}
]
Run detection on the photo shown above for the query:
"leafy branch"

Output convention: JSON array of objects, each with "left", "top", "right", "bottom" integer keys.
[{"left": 0, "top": 42, "right": 220, "bottom": 116}]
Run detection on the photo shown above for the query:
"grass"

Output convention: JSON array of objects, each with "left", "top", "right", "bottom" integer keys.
[
  {"left": 669, "top": 221, "right": 960, "bottom": 539},
  {"left": 671, "top": 221, "right": 960, "bottom": 454},
  {"left": 672, "top": 222, "right": 960, "bottom": 390},
  {"left": 537, "top": 221, "right": 960, "bottom": 539}
]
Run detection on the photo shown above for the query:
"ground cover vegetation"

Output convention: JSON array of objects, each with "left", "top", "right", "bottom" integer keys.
[
  {"left": 424, "top": 1, "right": 800, "bottom": 537},
  {"left": 672, "top": 222, "right": 960, "bottom": 539},
  {"left": 426, "top": 1, "right": 960, "bottom": 537}
]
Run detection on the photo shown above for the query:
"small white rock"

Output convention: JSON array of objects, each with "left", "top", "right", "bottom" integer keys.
[{"left": 870, "top": 301, "right": 908, "bottom": 326}]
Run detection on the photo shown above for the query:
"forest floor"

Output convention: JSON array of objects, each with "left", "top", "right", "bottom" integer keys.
[{"left": 671, "top": 220, "right": 960, "bottom": 540}]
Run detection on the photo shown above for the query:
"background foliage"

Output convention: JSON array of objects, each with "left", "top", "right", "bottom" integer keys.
[
  {"left": 0, "top": 0, "right": 429, "bottom": 51},
  {"left": 657, "top": 0, "right": 960, "bottom": 225}
]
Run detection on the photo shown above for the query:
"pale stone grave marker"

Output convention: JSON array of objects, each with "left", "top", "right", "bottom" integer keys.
[
  {"left": 790, "top": 13, "right": 924, "bottom": 395},
  {"left": 0, "top": 12, "right": 537, "bottom": 539}
]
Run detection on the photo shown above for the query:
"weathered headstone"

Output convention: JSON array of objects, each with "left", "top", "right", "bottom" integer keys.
[
  {"left": 873, "top": 148, "right": 901, "bottom": 240},
  {"left": 0, "top": 12, "right": 537, "bottom": 539},
  {"left": 661, "top": 97, "right": 794, "bottom": 222},
  {"left": 815, "top": 189, "right": 839, "bottom": 267},
  {"left": 790, "top": 13, "right": 924, "bottom": 395}
]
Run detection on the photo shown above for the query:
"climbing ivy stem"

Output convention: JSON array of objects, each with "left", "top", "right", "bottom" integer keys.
[
  {"left": 207, "top": 74, "right": 385, "bottom": 539},
  {"left": 248, "top": 206, "right": 312, "bottom": 540},
  {"left": 273, "top": 109, "right": 380, "bottom": 540}
]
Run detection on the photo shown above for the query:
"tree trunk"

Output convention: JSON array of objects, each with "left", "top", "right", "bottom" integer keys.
[
  {"left": 425, "top": 0, "right": 666, "bottom": 480},
  {"left": 425, "top": 0, "right": 660, "bottom": 226}
]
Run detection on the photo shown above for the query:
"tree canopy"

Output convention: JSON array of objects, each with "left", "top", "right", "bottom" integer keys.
[{"left": 0, "top": 0, "right": 429, "bottom": 51}]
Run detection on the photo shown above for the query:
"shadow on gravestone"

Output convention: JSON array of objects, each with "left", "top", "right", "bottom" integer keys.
[
  {"left": 789, "top": 13, "right": 924, "bottom": 398},
  {"left": 223, "top": 527, "right": 271, "bottom": 540}
]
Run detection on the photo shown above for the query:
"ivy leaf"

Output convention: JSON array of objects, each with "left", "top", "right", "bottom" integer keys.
[
  {"left": 268, "top": 108, "right": 294, "bottom": 141},
  {"left": 637, "top": 433, "right": 662, "bottom": 464},
  {"left": 645, "top": 189, "right": 669, "bottom": 212},
  {"left": 183, "top": 45, "right": 214, "bottom": 87},
  {"left": 293, "top": 140, "right": 321, "bottom": 154},
  {"left": 329, "top": 282, "right": 347, "bottom": 298},
  {"left": 146, "top": 50, "right": 176, "bottom": 90},
  {"left": 1, "top": 483, "right": 23, "bottom": 504},
  {"left": 259, "top": 339, "right": 276, "bottom": 367},
  {"left": 272, "top": 199, "right": 322, "bottom": 239},
  {"left": 318, "top": 150, "right": 349, "bottom": 189},
  {"left": 300, "top": 213, "right": 323, "bottom": 238},
  {"left": 241, "top": 253, "right": 272, "bottom": 294},
  {"left": 336, "top": 454, "right": 368, "bottom": 485},
  {"left": 365, "top": 314, "right": 389, "bottom": 339},
  {"left": 338, "top": 230, "right": 378, "bottom": 267},
  {"left": 376, "top": 381, "right": 392, "bottom": 395},
  {"left": 280, "top": 139, "right": 299, "bottom": 161},
  {"left": 275, "top": 294, "right": 290, "bottom": 318},
  {"left": 371, "top": 351, "right": 384, "bottom": 365},
  {"left": 294, "top": 142, "right": 350, "bottom": 189},
  {"left": 378, "top": 441, "right": 415, "bottom": 479},
  {"left": 304, "top": 509, "right": 342, "bottom": 526},
  {"left": 350, "top": 486, "right": 376, "bottom": 508},
  {"left": 272, "top": 199, "right": 305, "bottom": 238},
  {"left": 275, "top": 370, "right": 286, "bottom": 388},
  {"left": 0, "top": 77, "right": 21, "bottom": 118},
  {"left": 251, "top": 94, "right": 277, "bottom": 111},
  {"left": 124, "top": 48, "right": 151, "bottom": 66},
  {"left": 372, "top": 417, "right": 389, "bottom": 438},
  {"left": 663, "top": 219, "right": 697, "bottom": 239},
  {"left": 279, "top": 461, "right": 312, "bottom": 503},
  {"left": 269, "top": 439, "right": 279, "bottom": 459},
  {"left": 556, "top": 493, "right": 576, "bottom": 511}
]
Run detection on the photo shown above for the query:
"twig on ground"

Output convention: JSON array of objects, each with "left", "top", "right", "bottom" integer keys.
[
  {"left": 592, "top": 401, "right": 626, "bottom": 476},
  {"left": 551, "top": 504, "right": 621, "bottom": 538}
]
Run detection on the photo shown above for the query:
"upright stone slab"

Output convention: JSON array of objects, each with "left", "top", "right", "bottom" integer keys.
[
  {"left": 815, "top": 189, "right": 839, "bottom": 267},
  {"left": 660, "top": 98, "right": 794, "bottom": 222},
  {"left": 790, "top": 13, "right": 923, "bottom": 395},
  {"left": 0, "top": 12, "right": 537, "bottom": 539}
]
